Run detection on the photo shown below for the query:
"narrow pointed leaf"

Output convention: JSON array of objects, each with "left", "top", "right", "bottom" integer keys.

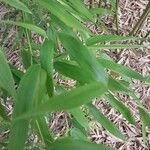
[
  {"left": 51, "top": 138, "right": 116, "bottom": 150},
  {"left": 139, "top": 107, "right": 150, "bottom": 128},
  {"left": 108, "top": 77, "right": 129, "bottom": 92},
  {"left": 54, "top": 61, "right": 129, "bottom": 93},
  {"left": 21, "top": 49, "right": 32, "bottom": 69},
  {"left": 54, "top": 61, "right": 93, "bottom": 84},
  {"left": 32, "top": 69, "right": 54, "bottom": 147},
  {"left": 70, "top": 128, "right": 88, "bottom": 141},
  {"left": 86, "top": 35, "right": 139, "bottom": 46},
  {"left": 1, "top": 0, "right": 32, "bottom": 14},
  {"left": 8, "top": 65, "right": 41, "bottom": 150},
  {"left": 0, "top": 102, "right": 9, "bottom": 121},
  {"left": 67, "top": 0, "right": 93, "bottom": 20},
  {"left": 37, "top": 0, "right": 87, "bottom": 32},
  {"left": 58, "top": 33, "right": 107, "bottom": 85},
  {"left": 105, "top": 93, "right": 135, "bottom": 125},
  {"left": 9, "top": 64, "right": 24, "bottom": 84},
  {"left": 70, "top": 108, "right": 89, "bottom": 129},
  {"left": 90, "top": 8, "right": 113, "bottom": 16},
  {"left": 87, "top": 103, "right": 126, "bottom": 140},
  {"left": 33, "top": 117, "right": 54, "bottom": 147},
  {"left": 89, "top": 44, "right": 144, "bottom": 49},
  {"left": 40, "top": 40, "right": 54, "bottom": 97},
  {"left": 36, "top": 82, "right": 106, "bottom": 113},
  {"left": 0, "top": 20, "right": 47, "bottom": 37},
  {"left": 0, "top": 50, "right": 16, "bottom": 98},
  {"left": 99, "top": 58, "right": 146, "bottom": 81}
]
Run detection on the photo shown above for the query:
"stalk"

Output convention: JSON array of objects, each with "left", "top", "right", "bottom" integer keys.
[
  {"left": 115, "top": 0, "right": 119, "bottom": 35},
  {"left": 129, "top": 1, "right": 150, "bottom": 36}
]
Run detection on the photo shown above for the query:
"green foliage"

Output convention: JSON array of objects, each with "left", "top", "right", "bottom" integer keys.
[{"left": 0, "top": 0, "right": 150, "bottom": 150}]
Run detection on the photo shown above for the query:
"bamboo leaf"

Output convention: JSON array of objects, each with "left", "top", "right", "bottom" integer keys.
[
  {"left": 21, "top": 49, "right": 32, "bottom": 69},
  {"left": 1, "top": 0, "right": 32, "bottom": 14},
  {"left": 31, "top": 69, "right": 54, "bottom": 148},
  {"left": 0, "top": 20, "right": 47, "bottom": 37},
  {"left": 99, "top": 58, "right": 146, "bottom": 81},
  {"left": 139, "top": 107, "right": 150, "bottom": 128},
  {"left": 71, "top": 117, "right": 87, "bottom": 137},
  {"left": 105, "top": 93, "right": 135, "bottom": 125},
  {"left": 67, "top": 0, "right": 93, "bottom": 20},
  {"left": 0, "top": 102, "right": 9, "bottom": 121},
  {"left": 54, "top": 61, "right": 93, "bottom": 84},
  {"left": 108, "top": 77, "right": 129, "bottom": 92},
  {"left": 40, "top": 40, "right": 54, "bottom": 97},
  {"left": 70, "top": 128, "right": 88, "bottom": 141},
  {"left": 87, "top": 103, "right": 126, "bottom": 140},
  {"left": 58, "top": 33, "right": 108, "bottom": 85},
  {"left": 86, "top": 35, "right": 139, "bottom": 46},
  {"left": 8, "top": 65, "right": 42, "bottom": 150},
  {"left": 36, "top": 82, "right": 107, "bottom": 113},
  {"left": 51, "top": 138, "right": 116, "bottom": 150},
  {"left": 32, "top": 117, "right": 54, "bottom": 148},
  {"left": 89, "top": 44, "right": 144, "bottom": 49},
  {"left": 0, "top": 50, "right": 16, "bottom": 98},
  {"left": 37, "top": 0, "right": 87, "bottom": 32},
  {"left": 90, "top": 8, "right": 113, "bottom": 16},
  {"left": 70, "top": 108, "right": 89, "bottom": 129}
]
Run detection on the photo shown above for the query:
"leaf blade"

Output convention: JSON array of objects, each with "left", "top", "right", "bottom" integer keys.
[
  {"left": 0, "top": 50, "right": 16, "bottom": 98},
  {"left": 51, "top": 138, "right": 116, "bottom": 150},
  {"left": 0, "top": 20, "right": 47, "bottom": 37},
  {"left": 87, "top": 103, "right": 126, "bottom": 140},
  {"left": 8, "top": 65, "right": 41, "bottom": 150},
  {"left": 1, "top": 0, "right": 32, "bottom": 14}
]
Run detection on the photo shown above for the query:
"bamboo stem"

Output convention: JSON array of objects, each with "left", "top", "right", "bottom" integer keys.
[
  {"left": 115, "top": 0, "right": 119, "bottom": 35},
  {"left": 129, "top": 1, "right": 150, "bottom": 36}
]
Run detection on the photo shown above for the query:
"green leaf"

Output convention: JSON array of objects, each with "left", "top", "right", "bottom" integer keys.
[
  {"left": 40, "top": 40, "right": 54, "bottom": 97},
  {"left": 0, "top": 50, "right": 16, "bottom": 98},
  {"left": 9, "top": 64, "right": 24, "bottom": 84},
  {"left": 67, "top": 0, "right": 93, "bottom": 20},
  {"left": 90, "top": 8, "right": 113, "bottom": 16},
  {"left": 31, "top": 68, "right": 54, "bottom": 148},
  {"left": 51, "top": 138, "right": 116, "bottom": 150},
  {"left": 71, "top": 118, "right": 87, "bottom": 136},
  {"left": 0, "top": 102, "right": 9, "bottom": 121},
  {"left": 58, "top": 33, "right": 107, "bottom": 85},
  {"left": 1, "top": 0, "right": 32, "bottom": 14},
  {"left": 0, "top": 20, "right": 47, "bottom": 37},
  {"left": 70, "top": 108, "right": 89, "bottom": 129},
  {"left": 54, "top": 61, "right": 93, "bottom": 84},
  {"left": 105, "top": 93, "right": 135, "bottom": 125},
  {"left": 86, "top": 35, "right": 139, "bottom": 46},
  {"left": 99, "top": 58, "right": 146, "bottom": 81},
  {"left": 139, "top": 107, "right": 150, "bottom": 128},
  {"left": 54, "top": 61, "right": 129, "bottom": 93},
  {"left": 108, "top": 77, "right": 128, "bottom": 92},
  {"left": 36, "top": 82, "right": 106, "bottom": 113},
  {"left": 21, "top": 49, "right": 32, "bottom": 69},
  {"left": 32, "top": 117, "right": 54, "bottom": 148},
  {"left": 8, "top": 65, "right": 42, "bottom": 150},
  {"left": 70, "top": 128, "right": 88, "bottom": 141},
  {"left": 37, "top": 0, "right": 87, "bottom": 32},
  {"left": 0, "top": 122, "right": 10, "bottom": 133},
  {"left": 89, "top": 44, "right": 144, "bottom": 49},
  {"left": 87, "top": 103, "right": 126, "bottom": 140}
]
